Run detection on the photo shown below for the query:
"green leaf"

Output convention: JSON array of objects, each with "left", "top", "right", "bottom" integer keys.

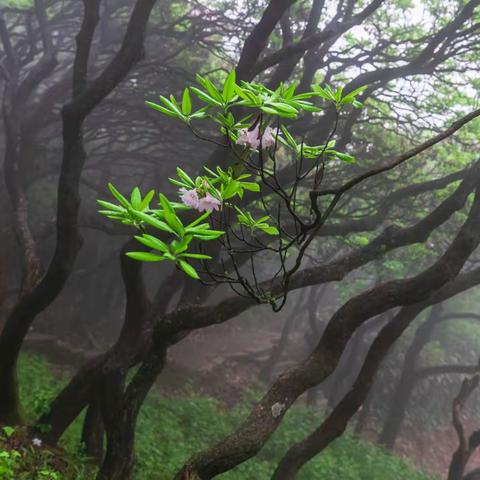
[
  {"left": 188, "top": 225, "right": 224, "bottom": 234},
  {"left": 241, "top": 182, "right": 260, "bottom": 192},
  {"left": 170, "top": 94, "right": 182, "bottom": 112},
  {"left": 233, "top": 85, "right": 250, "bottom": 102},
  {"left": 234, "top": 85, "right": 259, "bottom": 105},
  {"left": 260, "top": 106, "right": 280, "bottom": 115},
  {"left": 325, "top": 85, "right": 336, "bottom": 100},
  {"left": 108, "top": 183, "right": 130, "bottom": 209},
  {"left": 343, "top": 85, "right": 367, "bottom": 101},
  {"left": 282, "top": 82, "right": 298, "bottom": 99},
  {"left": 126, "top": 252, "right": 166, "bottom": 262},
  {"left": 180, "top": 253, "right": 212, "bottom": 260},
  {"left": 312, "top": 85, "right": 336, "bottom": 102},
  {"left": 195, "top": 73, "right": 208, "bottom": 88},
  {"left": 203, "top": 166, "right": 218, "bottom": 177},
  {"left": 187, "top": 211, "right": 211, "bottom": 228},
  {"left": 280, "top": 125, "right": 297, "bottom": 149},
  {"left": 159, "top": 95, "right": 183, "bottom": 117},
  {"left": 97, "top": 200, "right": 126, "bottom": 212},
  {"left": 140, "top": 190, "right": 155, "bottom": 210},
  {"left": 223, "top": 70, "right": 236, "bottom": 101},
  {"left": 192, "top": 231, "right": 224, "bottom": 240},
  {"left": 159, "top": 193, "right": 184, "bottom": 235},
  {"left": 169, "top": 202, "right": 191, "bottom": 211},
  {"left": 182, "top": 88, "right": 192, "bottom": 115},
  {"left": 333, "top": 151, "right": 356, "bottom": 163},
  {"left": 171, "top": 235, "right": 193, "bottom": 254},
  {"left": 335, "top": 86, "right": 343, "bottom": 102},
  {"left": 159, "top": 193, "right": 176, "bottom": 216},
  {"left": 2, "top": 426, "right": 14, "bottom": 438},
  {"left": 266, "top": 101, "right": 298, "bottom": 115},
  {"left": 134, "top": 234, "right": 169, "bottom": 253},
  {"left": 289, "top": 100, "right": 322, "bottom": 112},
  {"left": 130, "top": 187, "right": 141, "bottom": 209},
  {"left": 145, "top": 101, "right": 178, "bottom": 118},
  {"left": 190, "top": 87, "right": 222, "bottom": 107},
  {"left": 190, "top": 108, "right": 209, "bottom": 119},
  {"left": 165, "top": 212, "right": 184, "bottom": 236},
  {"left": 169, "top": 178, "right": 190, "bottom": 188},
  {"left": 222, "top": 180, "right": 241, "bottom": 200},
  {"left": 178, "top": 259, "right": 200, "bottom": 279},
  {"left": 203, "top": 77, "right": 224, "bottom": 102},
  {"left": 98, "top": 210, "right": 124, "bottom": 218},
  {"left": 176, "top": 167, "right": 195, "bottom": 187},
  {"left": 262, "top": 226, "right": 279, "bottom": 235},
  {"left": 133, "top": 210, "right": 176, "bottom": 234},
  {"left": 292, "top": 92, "right": 317, "bottom": 100}
]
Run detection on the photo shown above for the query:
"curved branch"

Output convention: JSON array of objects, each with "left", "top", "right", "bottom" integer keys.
[
  {"left": 252, "top": 0, "right": 385, "bottom": 77},
  {"left": 173, "top": 180, "right": 480, "bottom": 479}
]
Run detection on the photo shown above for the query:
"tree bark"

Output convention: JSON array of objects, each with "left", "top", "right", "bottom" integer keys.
[
  {"left": 272, "top": 312, "right": 480, "bottom": 477},
  {"left": 378, "top": 303, "right": 443, "bottom": 449},
  {"left": 0, "top": 0, "right": 100, "bottom": 424},
  {"left": 271, "top": 306, "right": 423, "bottom": 480},
  {"left": 96, "top": 346, "right": 167, "bottom": 480},
  {"left": 82, "top": 392, "right": 105, "bottom": 462},
  {"left": 448, "top": 375, "right": 480, "bottom": 480},
  {"left": 37, "top": 236, "right": 151, "bottom": 443},
  {"left": 0, "top": 0, "right": 157, "bottom": 425}
]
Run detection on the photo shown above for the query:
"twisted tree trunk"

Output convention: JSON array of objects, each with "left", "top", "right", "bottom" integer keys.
[{"left": 0, "top": 0, "right": 158, "bottom": 425}]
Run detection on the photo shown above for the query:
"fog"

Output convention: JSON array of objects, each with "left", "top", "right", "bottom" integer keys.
[{"left": 1, "top": 1, "right": 480, "bottom": 479}]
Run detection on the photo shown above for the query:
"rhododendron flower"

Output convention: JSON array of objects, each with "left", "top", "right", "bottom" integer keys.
[
  {"left": 236, "top": 125, "right": 276, "bottom": 149},
  {"left": 179, "top": 187, "right": 200, "bottom": 209},
  {"left": 261, "top": 126, "right": 276, "bottom": 148},
  {"left": 237, "top": 125, "right": 260, "bottom": 149},
  {"left": 198, "top": 193, "right": 221, "bottom": 212}
]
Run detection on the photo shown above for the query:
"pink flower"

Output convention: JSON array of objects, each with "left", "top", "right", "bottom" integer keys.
[
  {"left": 179, "top": 187, "right": 200, "bottom": 209},
  {"left": 198, "top": 193, "right": 221, "bottom": 212},
  {"left": 236, "top": 125, "right": 260, "bottom": 149},
  {"left": 236, "top": 125, "right": 276, "bottom": 149},
  {"left": 261, "top": 126, "right": 276, "bottom": 148}
]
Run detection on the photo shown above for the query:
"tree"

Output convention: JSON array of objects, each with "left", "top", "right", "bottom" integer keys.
[
  {"left": 0, "top": 0, "right": 159, "bottom": 423},
  {"left": 2, "top": 1, "right": 480, "bottom": 479}
]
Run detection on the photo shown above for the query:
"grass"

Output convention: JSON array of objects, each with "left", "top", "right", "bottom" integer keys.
[{"left": 1, "top": 353, "right": 439, "bottom": 479}]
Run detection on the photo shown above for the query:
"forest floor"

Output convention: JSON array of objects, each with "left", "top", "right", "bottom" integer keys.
[
  {"left": 23, "top": 313, "right": 480, "bottom": 479},
  {"left": 164, "top": 319, "right": 480, "bottom": 479}
]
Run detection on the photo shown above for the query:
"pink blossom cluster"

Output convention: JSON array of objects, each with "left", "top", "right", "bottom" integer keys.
[
  {"left": 179, "top": 187, "right": 221, "bottom": 212},
  {"left": 236, "top": 125, "right": 276, "bottom": 149}
]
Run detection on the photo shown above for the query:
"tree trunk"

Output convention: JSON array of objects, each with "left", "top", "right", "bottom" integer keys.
[
  {"left": 82, "top": 393, "right": 105, "bottom": 462},
  {"left": 378, "top": 303, "right": 442, "bottom": 449},
  {"left": 0, "top": 0, "right": 100, "bottom": 424},
  {"left": 448, "top": 375, "right": 480, "bottom": 480},
  {"left": 354, "top": 388, "right": 373, "bottom": 435},
  {"left": 0, "top": 0, "right": 158, "bottom": 425},
  {"left": 464, "top": 468, "right": 480, "bottom": 480},
  {"left": 38, "top": 236, "right": 152, "bottom": 442},
  {"left": 0, "top": 357, "right": 21, "bottom": 424},
  {"left": 96, "top": 346, "right": 167, "bottom": 480},
  {"left": 271, "top": 306, "right": 423, "bottom": 480}
]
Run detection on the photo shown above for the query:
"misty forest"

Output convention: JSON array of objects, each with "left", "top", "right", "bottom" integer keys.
[{"left": 3, "top": 0, "right": 480, "bottom": 479}]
